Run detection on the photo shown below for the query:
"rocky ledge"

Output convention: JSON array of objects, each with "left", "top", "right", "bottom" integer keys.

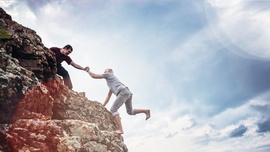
[{"left": 0, "top": 7, "right": 128, "bottom": 152}]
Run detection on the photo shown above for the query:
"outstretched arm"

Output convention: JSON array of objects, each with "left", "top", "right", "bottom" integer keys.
[
  {"left": 103, "top": 90, "right": 113, "bottom": 107},
  {"left": 70, "top": 61, "right": 88, "bottom": 71},
  {"left": 86, "top": 70, "right": 104, "bottom": 79}
]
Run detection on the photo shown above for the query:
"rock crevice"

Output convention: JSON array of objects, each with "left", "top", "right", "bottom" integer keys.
[{"left": 0, "top": 7, "right": 128, "bottom": 152}]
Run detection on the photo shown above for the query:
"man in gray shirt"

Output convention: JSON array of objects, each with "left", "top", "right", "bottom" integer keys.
[{"left": 86, "top": 68, "right": 150, "bottom": 134}]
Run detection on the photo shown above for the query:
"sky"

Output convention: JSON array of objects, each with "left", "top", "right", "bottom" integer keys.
[{"left": 1, "top": 0, "right": 270, "bottom": 151}]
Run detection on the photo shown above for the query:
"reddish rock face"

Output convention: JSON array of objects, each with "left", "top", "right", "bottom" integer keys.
[{"left": 0, "top": 7, "right": 128, "bottom": 152}]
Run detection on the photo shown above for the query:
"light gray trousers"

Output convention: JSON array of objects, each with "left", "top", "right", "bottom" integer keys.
[{"left": 110, "top": 88, "right": 135, "bottom": 117}]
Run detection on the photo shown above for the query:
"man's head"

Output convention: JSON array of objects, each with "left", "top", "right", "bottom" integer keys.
[
  {"left": 104, "top": 68, "right": 113, "bottom": 74},
  {"left": 63, "top": 44, "right": 73, "bottom": 56}
]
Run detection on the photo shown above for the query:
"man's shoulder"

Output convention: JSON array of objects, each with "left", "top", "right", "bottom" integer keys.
[
  {"left": 50, "top": 47, "right": 60, "bottom": 51},
  {"left": 102, "top": 73, "right": 108, "bottom": 77},
  {"left": 102, "top": 73, "right": 111, "bottom": 78},
  {"left": 103, "top": 73, "right": 117, "bottom": 79}
]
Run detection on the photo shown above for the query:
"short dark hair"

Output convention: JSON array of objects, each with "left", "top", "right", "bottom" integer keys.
[{"left": 63, "top": 44, "right": 73, "bottom": 52}]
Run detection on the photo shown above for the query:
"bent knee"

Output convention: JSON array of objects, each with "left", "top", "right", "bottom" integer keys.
[{"left": 127, "top": 109, "right": 134, "bottom": 115}]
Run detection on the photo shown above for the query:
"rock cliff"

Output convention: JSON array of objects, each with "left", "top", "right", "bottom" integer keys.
[{"left": 0, "top": 7, "right": 128, "bottom": 152}]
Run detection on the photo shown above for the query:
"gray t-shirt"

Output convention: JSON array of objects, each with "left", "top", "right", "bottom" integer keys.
[{"left": 102, "top": 73, "right": 126, "bottom": 95}]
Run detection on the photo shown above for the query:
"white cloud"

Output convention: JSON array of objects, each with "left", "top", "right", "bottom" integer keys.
[
  {"left": 125, "top": 94, "right": 270, "bottom": 152},
  {"left": 206, "top": 0, "right": 270, "bottom": 59},
  {"left": 3, "top": 1, "right": 270, "bottom": 152},
  {"left": 168, "top": 26, "right": 222, "bottom": 83},
  {"left": 0, "top": 0, "right": 16, "bottom": 8},
  {"left": 3, "top": 1, "right": 37, "bottom": 26}
]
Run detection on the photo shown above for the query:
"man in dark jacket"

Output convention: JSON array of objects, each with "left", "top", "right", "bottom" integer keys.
[{"left": 50, "top": 44, "right": 89, "bottom": 89}]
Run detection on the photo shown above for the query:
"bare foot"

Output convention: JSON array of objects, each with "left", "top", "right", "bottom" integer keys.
[
  {"left": 145, "top": 109, "right": 151, "bottom": 120},
  {"left": 114, "top": 130, "right": 124, "bottom": 134}
]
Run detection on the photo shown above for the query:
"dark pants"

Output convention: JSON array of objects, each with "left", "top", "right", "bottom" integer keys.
[{"left": 57, "top": 64, "right": 73, "bottom": 89}]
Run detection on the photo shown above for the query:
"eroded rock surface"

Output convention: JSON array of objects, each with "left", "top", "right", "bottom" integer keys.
[{"left": 0, "top": 7, "right": 128, "bottom": 152}]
